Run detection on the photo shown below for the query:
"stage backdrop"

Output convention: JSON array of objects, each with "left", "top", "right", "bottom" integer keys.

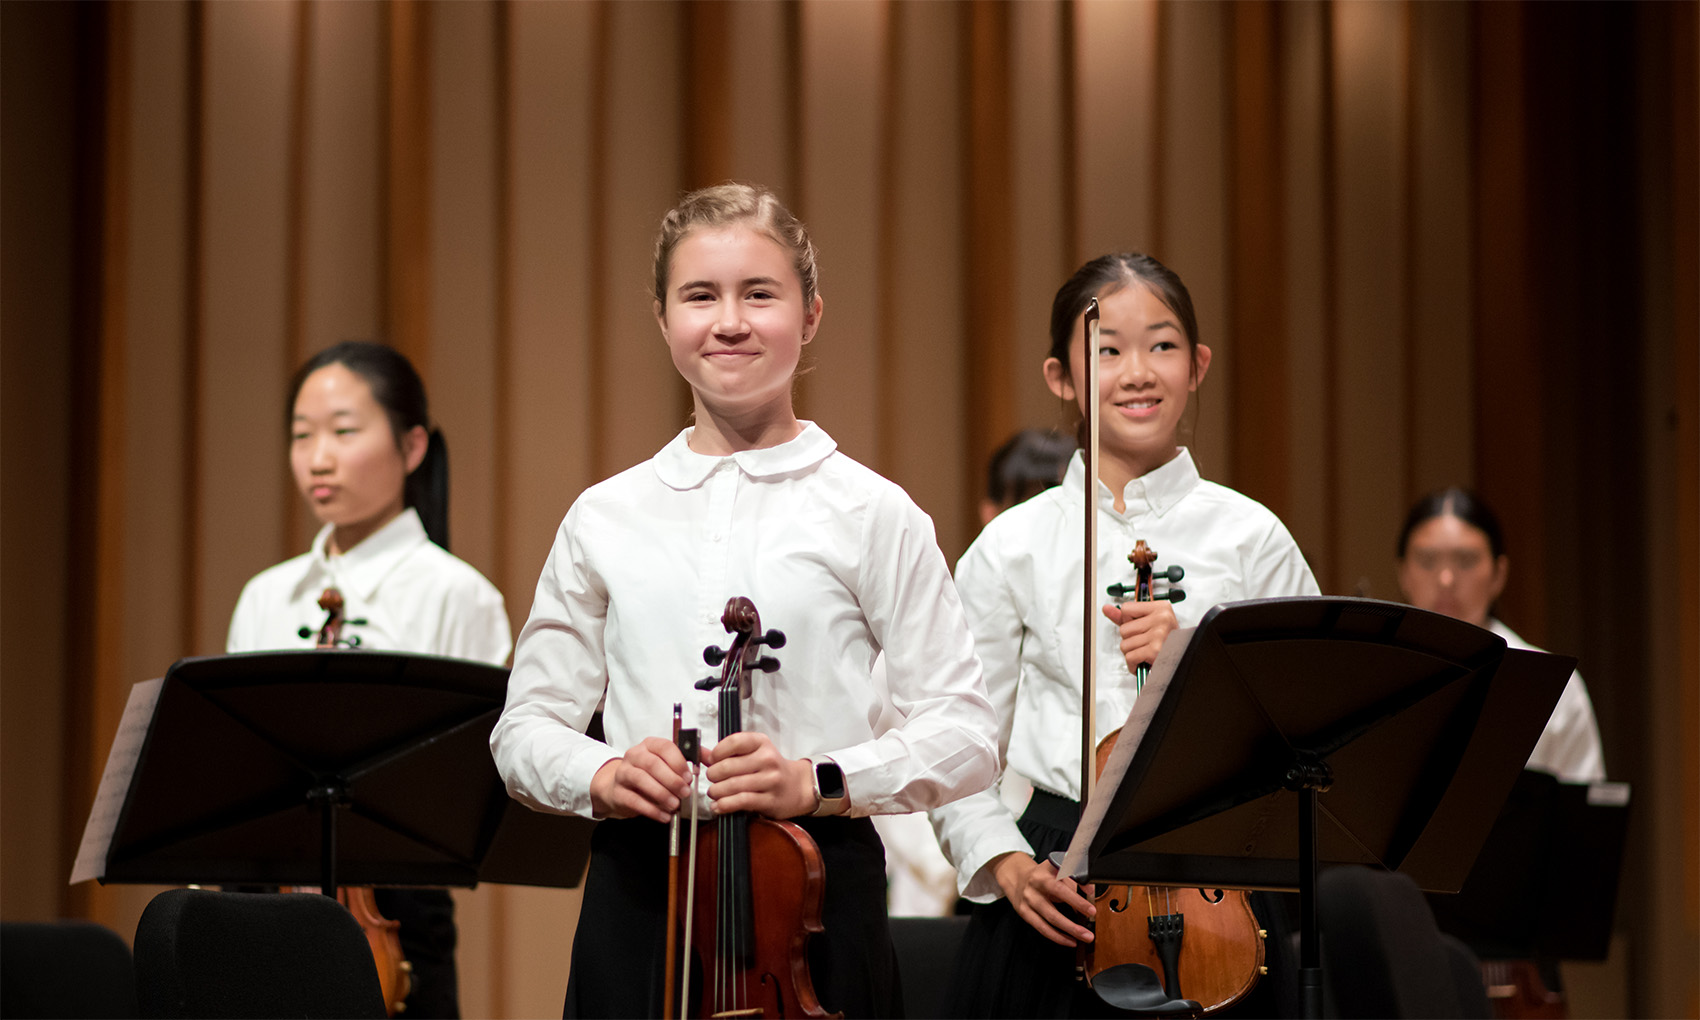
[{"left": 3, "top": 2, "right": 1694, "bottom": 1018}]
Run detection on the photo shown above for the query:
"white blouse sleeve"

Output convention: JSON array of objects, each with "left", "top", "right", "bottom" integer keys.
[
  {"left": 926, "top": 527, "right": 1036, "bottom": 900},
  {"left": 1527, "top": 669, "right": 1606, "bottom": 783},
  {"left": 1245, "top": 516, "right": 1322, "bottom": 600},
  {"left": 225, "top": 576, "right": 266, "bottom": 654},
  {"left": 489, "top": 504, "right": 621, "bottom": 818},
  {"left": 826, "top": 486, "right": 999, "bottom": 816},
  {"left": 436, "top": 574, "right": 513, "bottom": 667}
]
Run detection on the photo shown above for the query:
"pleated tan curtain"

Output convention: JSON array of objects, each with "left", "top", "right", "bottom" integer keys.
[{"left": 1, "top": 2, "right": 1694, "bottom": 1017}]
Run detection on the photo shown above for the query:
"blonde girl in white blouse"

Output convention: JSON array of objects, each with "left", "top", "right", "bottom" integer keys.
[{"left": 492, "top": 183, "right": 998, "bottom": 1018}]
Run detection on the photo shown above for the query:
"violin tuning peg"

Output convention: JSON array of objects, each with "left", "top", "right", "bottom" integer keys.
[
  {"left": 695, "top": 676, "right": 719, "bottom": 691},
  {"left": 703, "top": 646, "right": 727, "bottom": 666},
  {"left": 1162, "top": 589, "right": 1187, "bottom": 604},
  {"left": 755, "top": 656, "right": 781, "bottom": 673},
  {"left": 761, "top": 628, "right": 786, "bottom": 649},
  {"left": 1163, "top": 566, "right": 1185, "bottom": 583},
  {"left": 1105, "top": 583, "right": 1133, "bottom": 599}
]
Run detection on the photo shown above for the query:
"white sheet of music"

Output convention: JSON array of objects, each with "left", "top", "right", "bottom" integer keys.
[
  {"left": 69, "top": 677, "right": 163, "bottom": 885},
  {"left": 1059, "top": 628, "right": 1193, "bottom": 884}
]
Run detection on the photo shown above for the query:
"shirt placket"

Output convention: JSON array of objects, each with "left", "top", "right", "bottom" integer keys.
[{"left": 697, "top": 462, "right": 741, "bottom": 743}]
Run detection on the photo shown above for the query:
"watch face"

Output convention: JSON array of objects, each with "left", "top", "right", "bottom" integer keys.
[{"left": 816, "top": 762, "right": 847, "bottom": 800}]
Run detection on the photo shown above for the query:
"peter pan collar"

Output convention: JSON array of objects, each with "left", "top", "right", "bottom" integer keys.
[
  {"left": 1063, "top": 446, "right": 1200, "bottom": 518},
  {"left": 302, "top": 507, "right": 431, "bottom": 601},
  {"left": 652, "top": 421, "right": 838, "bottom": 490}
]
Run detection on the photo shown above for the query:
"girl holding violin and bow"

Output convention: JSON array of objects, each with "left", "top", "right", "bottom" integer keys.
[
  {"left": 227, "top": 340, "right": 513, "bottom": 1017},
  {"left": 929, "top": 254, "right": 1320, "bottom": 1017},
  {"left": 491, "top": 183, "right": 999, "bottom": 1018}
]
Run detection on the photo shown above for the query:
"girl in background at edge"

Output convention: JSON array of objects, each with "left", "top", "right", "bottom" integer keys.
[
  {"left": 930, "top": 253, "right": 1321, "bottom": 1017},
  {"left": 1395, "top": 487, "right": 1605, "bottom": 783},
  {"left": 489, "top": 183, "right": 999, "bottom": 1018},
  {"left": 227, "top": 340, "right": 512, "bottom": 1018}
]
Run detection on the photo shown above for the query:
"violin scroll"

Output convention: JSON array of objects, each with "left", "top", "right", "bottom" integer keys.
[{"left": 302, "top": 588, "right": 368, "bottom": 648}]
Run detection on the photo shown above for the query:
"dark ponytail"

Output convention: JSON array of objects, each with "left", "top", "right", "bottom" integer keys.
[
  {"left": 287, "top": 341, "right": 451, "bottom": 551},
  {"left": 411, "top": 428, "right": 450, "bottom": 551}
]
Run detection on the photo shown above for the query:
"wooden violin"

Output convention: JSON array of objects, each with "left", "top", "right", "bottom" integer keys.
[
  {"left": 293, "top": 587, "right": 413, "bottom": 1016},
  {"left": 1080, "top": 543, "right": 1266, "bottom": 1015},
  {"left": 666, "top": 596, "right": 839, "bottom": 1019}
]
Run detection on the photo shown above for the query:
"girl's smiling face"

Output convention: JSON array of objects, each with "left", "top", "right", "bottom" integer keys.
[
  {"left": 1044, "top": 281, "right": 1211, "bottom": 484},
  {"left": 657, "top": 224, "right": 822, "bottom": 442},
  {"left": 290, "top": 363, "right": 426, "bottom": 553}
]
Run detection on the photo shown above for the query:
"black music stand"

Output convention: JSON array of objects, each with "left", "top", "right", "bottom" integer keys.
[
  {"left": 73, "top": 651, "right": 594, "bottom": 893},
  {"left": 1427, "top": 768, "right": 1631, "bottom": 962},
  {"left": 1059, "top": 597, "right": 1576, "bottom": 1019}
]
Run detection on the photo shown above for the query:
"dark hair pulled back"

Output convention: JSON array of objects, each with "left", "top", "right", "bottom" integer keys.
[
  {"left": 1396, "top": 487, "right": 1505, "bottom": 559},
  {"left": 288, "top": 341, "right": 451, "bottom": 551},
  {"left": 985, "top": 428, "right": 1076, "bottom": 507},
  {"left": 1048, "top": 252, "right": 1202, "bottom": 371}
]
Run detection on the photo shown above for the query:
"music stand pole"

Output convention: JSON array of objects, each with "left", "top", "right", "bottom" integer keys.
[
  {"left": 308, "top": 782, "right": 344, "bottom": 897},
  {"left": 1287, "top": 755, "right": 1333, "bottom": 1019}
]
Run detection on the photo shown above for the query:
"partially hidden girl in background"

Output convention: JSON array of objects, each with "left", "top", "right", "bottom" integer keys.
[
  {"left": 1395, "top": 487, "right": 1605, "bottom": 783},
  {"left": 227, "top": 340, "right": 513, "bottom": 1018},
  {"left": 929, "top": 253, "right": 1321, "bottom": 1017},
  {"left": 490, "top": 183, "right": 1000, "bottom": 1018}
]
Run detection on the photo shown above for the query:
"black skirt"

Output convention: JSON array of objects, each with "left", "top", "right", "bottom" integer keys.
[
  {"left": 563, "top": 813, "right": 901, "bottom": 1019},
  {"left": 941, "top": 791, "right": 1296, "bottom": 1019}
]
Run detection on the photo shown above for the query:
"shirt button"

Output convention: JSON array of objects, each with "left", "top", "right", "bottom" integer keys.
[{"left": 711, "top": 533, "right": 723, "bottom": 542}]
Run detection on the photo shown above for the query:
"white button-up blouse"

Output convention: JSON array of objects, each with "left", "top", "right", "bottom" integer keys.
[
  {"left": 226, "top": 507, "right": 511, "bottom": 666},
  {"left": 491, "top": 423, "right": 1000, "bottom": 822},
  {"left": 931, "top": 448, "right": 1321, "bottom": 900}
]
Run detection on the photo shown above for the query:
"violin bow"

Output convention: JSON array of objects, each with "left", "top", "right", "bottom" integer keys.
[{"left": 1080, "top": 297, "right": 1101, "bottom": 814}]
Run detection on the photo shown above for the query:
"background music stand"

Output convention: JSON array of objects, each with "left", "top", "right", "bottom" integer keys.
[
  {"left": 77, "top": 651, "right": 594, "bottom": 893},
  {"left": 1059, "top": 597, "right": 1576, "bottom": 1019},
  {"left": 1427, "top": 768, "right": 1631, "bottom": 962}
]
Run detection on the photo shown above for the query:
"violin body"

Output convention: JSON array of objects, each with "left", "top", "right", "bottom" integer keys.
[
  {"left": 672, "top": 815, "right": 836, "bottom": 1019},
  {"left": 340, "top": 887, "right": 413, "bottom": 1015},
  {"left": 1082, "top": 732, "right": 1265, "bottom": 1015},
  {"left": 1481, "top": 959, "right": 1566, "bottom": 1019}
]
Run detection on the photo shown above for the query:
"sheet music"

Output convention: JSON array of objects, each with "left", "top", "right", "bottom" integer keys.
[
  {"left": 69, "top": 678, "right": 163, "bottom": 885},
  {"left": 1059, "top": 628, "right": 1193, "bottom": 883}
]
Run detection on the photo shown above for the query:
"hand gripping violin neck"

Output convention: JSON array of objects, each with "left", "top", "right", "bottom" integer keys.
[{"left": 666, "top": 596, "right": 839, "bottom": 1020}]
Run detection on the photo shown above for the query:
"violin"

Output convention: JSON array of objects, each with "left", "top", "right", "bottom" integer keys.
[
  {"left": 666, "top": 596, "right": 838, "bottom": 1019},
  {"left": 1480, "top": 959, "right": 1565, "bottom": 1019},
  {"left": 293, "top": 588, "right": 413, "bottom": 1016},
  {"left": 1079, "top": 543, "right": 1266, "bottom": 1015}
]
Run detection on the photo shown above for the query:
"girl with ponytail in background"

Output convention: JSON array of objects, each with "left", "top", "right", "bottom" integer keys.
[{"left": 227, "top": 340, "right": 512, "bottom": 1017}]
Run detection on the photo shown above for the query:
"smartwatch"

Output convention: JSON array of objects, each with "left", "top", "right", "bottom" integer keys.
[{"left": 810, "top": 758, "right": 849, "bottom": 817}]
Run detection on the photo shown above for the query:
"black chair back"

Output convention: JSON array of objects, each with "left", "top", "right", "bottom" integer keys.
[
  {"left": 1318, "top": 866, "right": 1489, "bottom": 1019},
  {"left": 0, "top": 920, "right": 137, "bottom": 1019},
  {"left": 890, "top": 915, "right": 971, "bottom": 1020},
  {"left": 133, "top": 888, "right": 385, "bottom": 1019}
]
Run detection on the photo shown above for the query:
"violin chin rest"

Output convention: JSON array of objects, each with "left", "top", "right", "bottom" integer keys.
[{"left": 1088, "top": 963, "right": 1201, "bottom": 1016}]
